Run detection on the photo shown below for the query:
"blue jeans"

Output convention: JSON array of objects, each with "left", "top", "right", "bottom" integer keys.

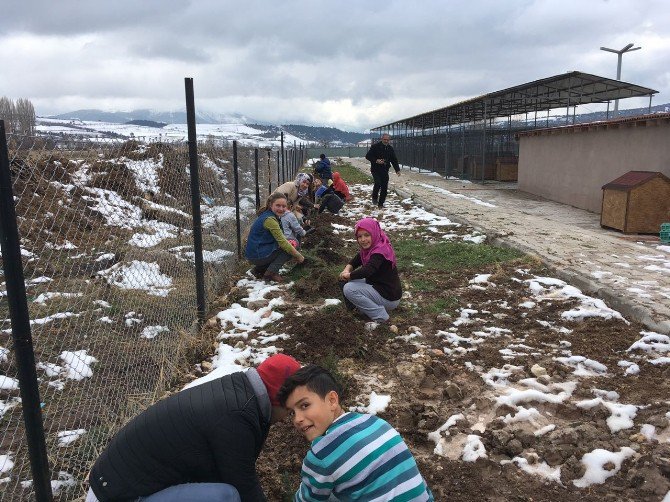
[{"left": 138, "top": 483, "right": 241, "bottom": 502}]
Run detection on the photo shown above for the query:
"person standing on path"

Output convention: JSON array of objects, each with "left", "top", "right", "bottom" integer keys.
[{"left": 365, "top": 133, "right": 400, "bottom": 208}]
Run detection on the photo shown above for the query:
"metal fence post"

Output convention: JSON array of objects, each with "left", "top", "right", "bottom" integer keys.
[
  {"left": 276, "top": 150, "right": 280, "bottom": 186},
  {"left": 184, "top": 78, "right": 207, "bottom": 322},
  {"left": 254, "top": 148, "right": 260, "bottom": 209},
  {"left": 233, "top": 141, "right": 242, "bottom": 259},
  {"left": 267, "top": 150, "right": 271, "bottom": 194},
  {"left": 0, "top": 121, "right": 54, "bottom": 502},
  {"left": 280, "top": 131, "right": 285, "bottom": 183}
]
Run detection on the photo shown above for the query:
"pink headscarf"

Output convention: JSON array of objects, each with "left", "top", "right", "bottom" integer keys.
[{"left": 355, "top": 218, "right": 397, "bottom": 268}]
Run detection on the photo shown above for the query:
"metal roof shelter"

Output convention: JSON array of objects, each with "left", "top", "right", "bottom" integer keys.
[
  {"left": 370, "top": 71, "right": 658, "bottom": 182},
  {"left": 373, "top": 71, "right": 657, "bottom": 131}
]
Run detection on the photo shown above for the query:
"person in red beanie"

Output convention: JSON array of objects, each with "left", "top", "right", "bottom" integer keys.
[{"left": 86, "top": 354, "right": 301, "bottom": 502}]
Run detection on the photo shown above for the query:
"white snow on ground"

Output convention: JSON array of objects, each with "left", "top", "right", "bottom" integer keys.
[
  {"left": 428, "top": 414, "right": 465, "bottom": 456},
  {"left": 352, "top": 392, "right": 391, "bottom": 415},
  {"left": 415, "top": 182, "right": 497, "bottom": 207},
  {"left": 201, "top": 205, "right": 236, "bottom": 227},
  {"left": 524, "top": 275, "right": 627, "bottom": 322},
  {"left": 170, "top": 246, "right": 234, "bottom": 264},
  {"left": 553, "top": 355, "right": 608, "bottom": 376},
  {"left": 20, "top": 471, "right": 77, "bottom": 494},
  {"left": 143, "top": 200, "right": 190, "bottom": 218},
  {"left": 82, "top": 187, "right": 143, "bottom": 229},
  {"left": 33, "top": 292, "right": 84, "bottom": 305},
  {"left": 572, "top": 447, "right": 636, "bottom": 487},
  {"left": 3, "top": 312, "right": 81, "bottom": 333},
  {"left": 509, "top": 456, "right": 562, "bottom": 483},
  {"left": 237, "top": 276, "right": 283, "bottom": 302},
  {"left": 0, "top": 454, "right": 13, "bottom": 475},
  {"left": 462, "top": 435, "right": 487, "bottom": 461},
  {"left": 576, "top": 396, "right": 638, "bottom": 432},
  {"left": 57, "top": 429, "right": 86, "bottom": 447},
  {"left": 129, "top": 221, "right": 181, "bottom": 247},
  {"left": 123, "top": 155, "right": 162, "bottom": 194},
  {"left": 323, "top": 298, "right": 341, "bottom": 307},
  {"left": 140, "top": 325, "right": 170, "bottom": 339},
  {"left": 60, "top": 350, "right": 97, "bottom": 380},
  {"left": 217, "top": 302, "right": 283, "bottom": 333},
  {"left": 97, "top": 260, "right": 173, "bottom": 297},
  {"left": 0, "top": 376, "right": 19, "bottom": 391}
]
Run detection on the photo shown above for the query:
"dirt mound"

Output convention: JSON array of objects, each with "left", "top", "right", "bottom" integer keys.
[
  {"left": 280, "top": 309, "right": 390, "bottom": 364},
  {"left": 292, "top": 268, "right": 343, "bottom": 299}
]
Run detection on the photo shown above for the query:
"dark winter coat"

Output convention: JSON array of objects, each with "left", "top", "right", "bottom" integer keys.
[
  {"left": 365, "top": 141, "right": 400, "bottom": 174},
  {"left": 89, "top": 370, "right": 271, "bottom": 502},
  {"left": 349, "top": 253, "right": 402, "bottom": 301},
  {"left": 314, "top": 158, "right": 333, "bottom": 181}
]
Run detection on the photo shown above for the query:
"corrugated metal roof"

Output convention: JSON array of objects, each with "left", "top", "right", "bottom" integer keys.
[
  {"left": 373, "top": 71, "right": 658, "bottom": 130},
  {"left": 602, "top": 171, "right": 669, "bottom": 190}
]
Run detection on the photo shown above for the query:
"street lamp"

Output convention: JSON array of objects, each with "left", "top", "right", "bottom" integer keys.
[{"left": 600, "top": 43, "right": 641, "bottom": 114}]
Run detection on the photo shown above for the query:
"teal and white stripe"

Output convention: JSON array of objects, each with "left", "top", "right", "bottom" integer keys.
[{"left": 295, "top": 412, "right": 433, "bottom": 501}]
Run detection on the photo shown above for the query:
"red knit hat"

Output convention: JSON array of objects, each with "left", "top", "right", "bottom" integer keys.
[{"left": 257, "top": 354, "right": 301, "bottom": 406}]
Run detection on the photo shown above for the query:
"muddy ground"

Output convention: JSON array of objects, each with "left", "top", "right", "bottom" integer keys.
[{"left": 208, "top": 183, "right": 670, "bottom": 501}]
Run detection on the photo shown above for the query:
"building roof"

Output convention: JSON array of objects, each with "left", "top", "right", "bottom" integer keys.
[
  {"left": 516, "top": 112, "right": 670, "bottom": 138},
  {"left": 373, "top": 71, "right": 658, "bottom": 131},
  {"left": 602, "top": 170, "right": 670, "bottom": 190}
]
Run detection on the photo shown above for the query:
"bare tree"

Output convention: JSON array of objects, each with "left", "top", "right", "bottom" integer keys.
[
  {"left": 0, "top": 96, "right": 15, "bottom": 133},
  {"left": 15, "top": 98, "right": 36, "bottom": 135}
]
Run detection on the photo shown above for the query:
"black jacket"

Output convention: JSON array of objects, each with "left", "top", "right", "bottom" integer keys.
[
  {"left": 349, "top": 253, "right": 402, "bottom": 301},
  {"left": 89, "top": 370, "right": 270, "bottom": 501},
  {"left": 365, "top": 141, "right": 400, "bottom": 174}
]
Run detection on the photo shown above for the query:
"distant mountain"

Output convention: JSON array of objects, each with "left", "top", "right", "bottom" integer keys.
[
  {"left": 48, "top": 108, "right": 257, "bottom": 125},
  {"left": 125, "top": 119, "right": 167, "bottom": 128},
  {"left": 559, "top": 102, "right": 670, "bottom": 124},
  {"left": 280, "top": 124, "right": 368, "bottom": 145}
]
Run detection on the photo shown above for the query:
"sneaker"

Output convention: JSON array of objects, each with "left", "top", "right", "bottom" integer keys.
[{"left": 263, "top": 272, "right": 284, "bottom": 283}]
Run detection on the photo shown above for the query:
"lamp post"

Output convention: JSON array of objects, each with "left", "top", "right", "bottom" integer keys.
[{"left": 600, "top": 43, "right": 641, "bottom": 114}]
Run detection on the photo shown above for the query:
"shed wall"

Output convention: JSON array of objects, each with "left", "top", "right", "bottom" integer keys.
[{"left": 518, "top": 120, "right": 670, "bottom": 213}]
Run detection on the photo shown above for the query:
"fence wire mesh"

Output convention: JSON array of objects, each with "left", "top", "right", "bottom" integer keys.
[{"left": 0, "top": 133, "right": 288, "bottom": 500}]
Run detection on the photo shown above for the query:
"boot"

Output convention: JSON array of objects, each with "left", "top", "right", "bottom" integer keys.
[{"left": 263, "top": 272, "right": 283, "bottom": 283}]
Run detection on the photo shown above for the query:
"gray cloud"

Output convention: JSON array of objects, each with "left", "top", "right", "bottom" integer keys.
[{"left": 2, "top": 0, "right": 668, "bottom": 130}]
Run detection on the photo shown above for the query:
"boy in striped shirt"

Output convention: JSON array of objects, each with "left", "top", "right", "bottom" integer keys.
[{"left": 277, "top": 365, "right": 433, "bottom": 501}]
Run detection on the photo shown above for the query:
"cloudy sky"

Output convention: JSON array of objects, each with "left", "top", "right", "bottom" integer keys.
[{"left": 2, "top": 0, "right": 669, "bottom": 130}]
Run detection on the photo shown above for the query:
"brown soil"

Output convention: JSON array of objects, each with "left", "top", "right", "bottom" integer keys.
[{"left": 247, "top": 185, "right": 670, "bottom": 501}]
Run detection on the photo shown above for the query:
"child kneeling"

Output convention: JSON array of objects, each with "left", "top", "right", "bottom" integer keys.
[
  {"left": 278, "top": 365, "right": 433, "bottom": 501},
  {"left": 339, "top": 218, "right": 401, "bottom": 321}
]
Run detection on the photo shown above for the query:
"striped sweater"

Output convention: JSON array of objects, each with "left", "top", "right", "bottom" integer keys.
[{"left": 295, "top": 412, "right": 433, "bottom": 501}]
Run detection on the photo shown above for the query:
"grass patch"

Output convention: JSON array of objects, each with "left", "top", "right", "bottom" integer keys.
[
  {"left": 428, "top": 296, "right": 460, "bottom": 314},
  {"left": 332, "top": 161, "right": 371, "bottom": 184},
  {"left": 410, "top": 278, "right": 437, "bottom": 292},
  {"left": 395, "top": 239, "right": 525, "bottom": 271}
]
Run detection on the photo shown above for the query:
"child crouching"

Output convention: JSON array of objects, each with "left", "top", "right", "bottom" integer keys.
[{"left": 278, "top": 365, "right": 433, "bottom": 501}]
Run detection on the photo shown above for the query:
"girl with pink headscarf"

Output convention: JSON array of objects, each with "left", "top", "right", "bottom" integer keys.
[{"left": 338, "top": 218, "right": 402, "bottom": 322}]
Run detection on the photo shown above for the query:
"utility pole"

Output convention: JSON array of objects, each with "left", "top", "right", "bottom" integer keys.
[{"left": 600, "top": 43, "right": 641, "bottom": 114}]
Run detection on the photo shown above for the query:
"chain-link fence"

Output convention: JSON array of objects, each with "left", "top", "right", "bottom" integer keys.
[{"left": 0, "top": 128, "right": 303, "bottom": 500}]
